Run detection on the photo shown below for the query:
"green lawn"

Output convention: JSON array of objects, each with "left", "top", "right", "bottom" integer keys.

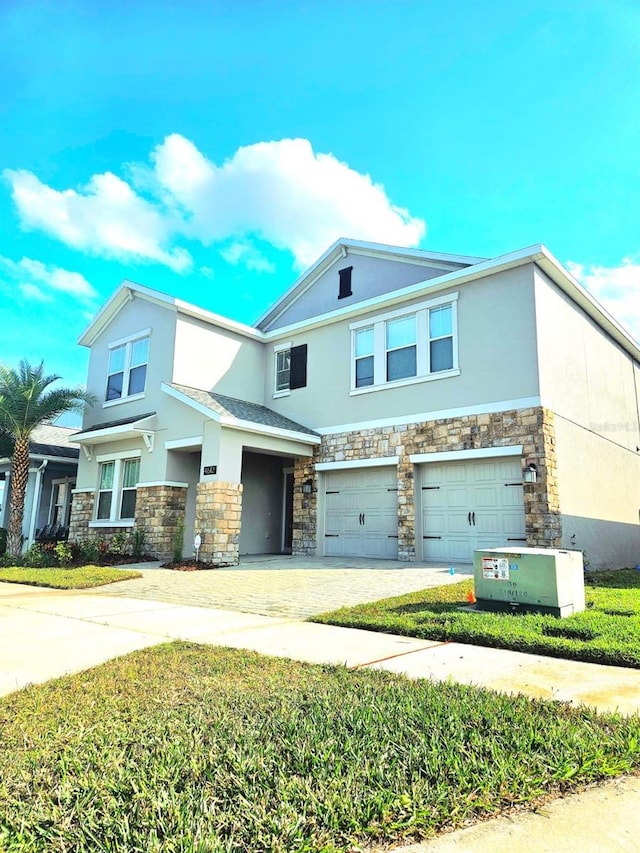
[
  {"left": 0, "top": 565, "right": 142, "bottom": 589},
  {"left": 313, "top": 569, "right": 640, "bottom": 668},
  {"left": 1, "top": 643, "right": 640, "bottom": 852}
]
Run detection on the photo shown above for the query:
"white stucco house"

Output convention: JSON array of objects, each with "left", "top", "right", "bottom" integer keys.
[
  {"left": 68, "top": 240, "right": 640, "bottom": 569},
  {"left": 0, "top": 423, "right": 79, "bottom": 549}
]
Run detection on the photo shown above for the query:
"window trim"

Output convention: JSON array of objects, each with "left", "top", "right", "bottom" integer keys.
[
  {"left": 274, "top": 341, "right": 292, "bottom": 394},
  {"left": 349, "top": 293, "right": 459, "bottom": 394},
  {"left": 104, "top": 329, "right": 151, "bottom": 407},
  {"left": 93, "top": 451, "right": 141, "bottom": 525}
]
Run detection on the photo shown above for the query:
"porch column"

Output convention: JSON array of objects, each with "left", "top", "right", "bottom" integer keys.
[
  {"left": 195, "top": 481, "right": 243, "bottom": 565},
  {"left": 27, "top": 461, "right": 48, "bottom": 547}
]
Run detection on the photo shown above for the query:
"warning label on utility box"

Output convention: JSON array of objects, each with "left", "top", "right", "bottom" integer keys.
[{"left": 482, "top": 557, "right": 510, "bottom": 580}]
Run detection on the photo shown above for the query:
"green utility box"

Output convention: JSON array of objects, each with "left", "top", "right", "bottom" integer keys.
[{"left": 473, "top": 547, "right": 585, "bottom": 618}]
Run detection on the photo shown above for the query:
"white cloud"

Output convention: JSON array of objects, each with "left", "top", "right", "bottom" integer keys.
[
  {"left": 0, "top": 256, "right": 97, "bottom": 303},
  {"left": 150, "top": 135, "right": 426, "bottom": 267},
  {"left": 221, "top": 241, "right": 275, "bottom": 273},
  {"left": 4, "top": 135, "right": 425, "bottom": 273},
  {"left": 19, "top": 283, "right": 51, "bottom": 302},
  {"left": 4, "top": 169, "right": 192, "bottom": 273},
  {"left": 567, "top": 259, "right": 640, "bottom": 343}
]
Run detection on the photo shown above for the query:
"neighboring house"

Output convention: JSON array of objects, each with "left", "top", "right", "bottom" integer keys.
[
  {"left": 0, "top": 423, "right": 79, "bottom": 549},
  {"left": 69, "top": 240, "right": 640, "bottom": 569}
]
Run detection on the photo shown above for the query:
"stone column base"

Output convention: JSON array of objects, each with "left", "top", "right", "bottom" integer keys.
[{"left": 195, "top": 481, "right": 242, "bottom": 565}]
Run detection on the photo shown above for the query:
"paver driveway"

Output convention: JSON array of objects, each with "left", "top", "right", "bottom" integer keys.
[{"left": 93, "top": 555, "right": 472, "bottom": 618}]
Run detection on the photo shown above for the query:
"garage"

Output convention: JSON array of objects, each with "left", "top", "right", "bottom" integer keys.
[
  {"left": 323, "top": 466, "right": 398, "bottom": 558},
  {"left": 420, "top": 456, "right": 526, "bottom": 562}
]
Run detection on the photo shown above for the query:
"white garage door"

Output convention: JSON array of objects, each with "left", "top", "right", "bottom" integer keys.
[
  {"left": 324, "top": 466, "right": 398, "bottom": 558},
  {"left": 421, "top": 457, "right": 526, "bottom": 563}
]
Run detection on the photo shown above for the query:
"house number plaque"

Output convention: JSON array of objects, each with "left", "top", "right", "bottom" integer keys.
[{"left": 203, "top": 465, "right": 217, "bottom": 475}]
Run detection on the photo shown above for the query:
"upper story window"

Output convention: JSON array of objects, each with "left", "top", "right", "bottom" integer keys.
[
  {"left": 275, "top": 348, "right": 291, "bottom": 393},
  {"left": 350, "top": 294, "right": 459, "bottom": 394},
  {"left": 355, "top": 327, "right": 374, "bottom": 387},
  {"left": 386, "top": 314, "right": 417, "bottom": 381},
  {"left": 273, "top": 342, "right": 308, "bottom": 396},
  {"left": 106, "top": 331, "right": 150, "bottom": 404}
]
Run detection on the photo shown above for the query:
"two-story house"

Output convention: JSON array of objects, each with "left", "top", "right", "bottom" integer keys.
[{"left": 69, "top": 240, "right": 640, "bottom": 570}]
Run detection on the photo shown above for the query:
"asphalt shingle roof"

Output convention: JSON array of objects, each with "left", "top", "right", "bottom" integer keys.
[
  {"left": 171, "top": 384, "right": 319, "bottom": 437},
  {"left": 29, "top": 424, "right": 80, "bottom": 459}
]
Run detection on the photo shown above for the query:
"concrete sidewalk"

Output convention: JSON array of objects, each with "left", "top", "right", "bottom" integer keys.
[{"left": 1, "top": 581, "right": 640, "bottom": 851}]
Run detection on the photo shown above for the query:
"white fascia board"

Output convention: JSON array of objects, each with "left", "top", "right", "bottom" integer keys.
[
  {"left": 534, "top": 247, "right": 640, "bottom": 361},
  {"left": 315, "top": 456, "right": 398, "bottom": 471},
  {"left": 26, "top": 454, "right": 79, "bottom": 465},
  {"left": 175, "top": 299, "right": 264, "bottom": 341},
  {"left": 78, "top": 281, "right": 179, "bottom": 347},
  {"left": 79, "top": 280, "right": 265, "bottom": 348},
  {"left": 73, "top": 414, "right": 156, "bottom": 445},
  {"left": 137, "top": 480, "right": 189, "bottom": 488},
  {"left": 316, "top": 396, "right": 542, "bottom": 435},
  {"left": 164, "top": 435, "right": 203, "bottom": 450},
  {"left": 161, "top": 383, "right": 222, "bottom": 422},
  {"left": 220, "top": 417, "right": 321, "bottom": 445},
  {"left": 410, "top": 446, "right": 523, "bottom": 464},
  {"left": 262, "top": 245, "right": 547, "bottom": 342}
]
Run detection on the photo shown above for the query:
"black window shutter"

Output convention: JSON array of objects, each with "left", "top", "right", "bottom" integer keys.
[
  {"left": 338, "top": 266, "right": 353, "bottom": 299},
  {"left": 289, "top": 344, "right": 307, "bottom": 389}
]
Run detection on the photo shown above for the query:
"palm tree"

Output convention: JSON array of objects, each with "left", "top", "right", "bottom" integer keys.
[{"left": 0, "top": 361, "right": 95, "bottom": 557}]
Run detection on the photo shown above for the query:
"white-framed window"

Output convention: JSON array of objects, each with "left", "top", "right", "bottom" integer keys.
[
  {"left": 49, "top": 478, "right": 76, "bottom": 528},
  {"left": 95, "top": 454, "right": 141, "bottom": 523},
  {"left": 350, "top": 294, "right": 459, "bottom": 393},
  {"left": 386, "top": 314, "right": 417, "bottom": 382},
  {"left": 106, "top": 331, "right": 150, "bottom": 403},
  {"left": 354, "top": 326, "right": 374, "bottom": 387},
  {"left": 275, "top": 348, "right": 291, "bottom": 392}
]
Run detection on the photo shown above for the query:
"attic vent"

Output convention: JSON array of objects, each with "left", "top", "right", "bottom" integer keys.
[{"left": 338, "top": 266, "right": 353, "bottom": 300}]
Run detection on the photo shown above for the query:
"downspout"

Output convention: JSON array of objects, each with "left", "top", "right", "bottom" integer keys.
[{"left": 26, "top": 460, "right": 48, "bottom": 549}]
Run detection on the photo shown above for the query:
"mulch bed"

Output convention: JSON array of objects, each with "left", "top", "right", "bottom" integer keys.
[{"left": 160, "top": 559, "right": 232, "bottom": 571}]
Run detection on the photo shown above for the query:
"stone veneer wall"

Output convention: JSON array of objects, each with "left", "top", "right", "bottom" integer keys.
[
  {"left": 293, "top": 406, "right": 561, "bottom": 560},
  {"left": 68, "top": 485, "right": 189, "bottom": 560},
  {"left": 135, "top": 485, "right": 188, "bottom": 561},
  {"left": 68, "top": 489, "right": 95, "bottom": 541},
  {"left": 195, "top": 481, "right": 243, "bottom": 565}
]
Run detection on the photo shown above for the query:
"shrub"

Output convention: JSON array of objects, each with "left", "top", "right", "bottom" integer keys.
[
  {"left": 53, "top": 541, "right": 74, "bottom": 567},
  {"left": 0, "top": 527, "right": 6, "bottom": 556},
  {"left": 172, "top": 518, "right": 185, "bottom": 563},
  {"left": 131, "top": 526, "right": 146, "bottom": 560},
  {"left": 76, "top": 539, "right": 100, "bottom": 564},
  {"left": 23, "top": 543, "right": 55, "bottom": 568},
  {"left": 109, "top": 530, "right": 128, "bottom": 556}
]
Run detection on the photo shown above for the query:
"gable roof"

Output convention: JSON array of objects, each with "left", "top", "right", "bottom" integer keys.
[
  {"left": 163, "top": 383, "right": 320, "bottom": 444},
  {"left": 78, "top": 280, "right": 263, "bottom": 348},
  {"left": 255, "top": 238, "right": 487, "bottom": 331},
  {"left": 77, "top": 240, "right": 639, "bottom": 364}
]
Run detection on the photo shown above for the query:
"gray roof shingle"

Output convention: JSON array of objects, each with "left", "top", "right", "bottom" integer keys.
[{"left": 171, "top": 384, "right": 319, "bottom": 437}]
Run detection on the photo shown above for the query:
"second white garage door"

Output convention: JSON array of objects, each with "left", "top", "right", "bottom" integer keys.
[
  {"left": 420, "top": 457, "right": 527, "bottom": 563},
  {"left": 324, "top": 466, "right": 398, "bottom": 558}
]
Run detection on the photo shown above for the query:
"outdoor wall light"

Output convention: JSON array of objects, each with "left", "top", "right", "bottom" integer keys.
[
  {"left": 523, "top": 462, "right": 537, "bottom": 484},
  {"left": 302, "top": 479, "right": 313, "bottom": 494}
]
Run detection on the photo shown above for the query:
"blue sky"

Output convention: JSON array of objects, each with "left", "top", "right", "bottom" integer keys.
[{"left": 1, "top": 0, "right": 639, "bottom": 402}]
